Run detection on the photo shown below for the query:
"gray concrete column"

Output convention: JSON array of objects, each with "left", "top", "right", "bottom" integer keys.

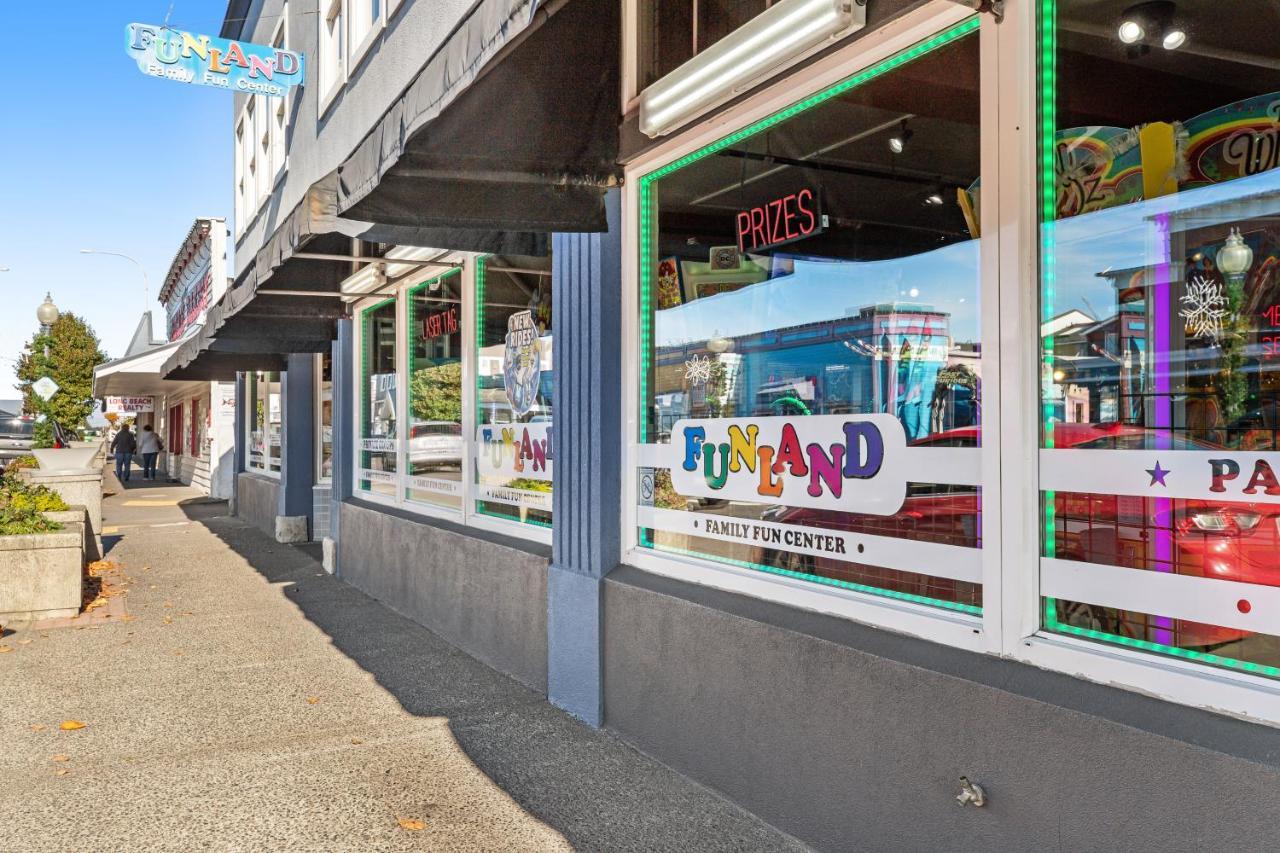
[
  {"left": 276, "top": 354, "right": 315, "bottom": 543},
  {"left": 231, "top": 374, "right": 247, "bottom": 513},
  {"left": 328, "top": 319, "right": 354, "bottom": 574},
  {"left": 548, "top": 189, "right": 623, "bottom": 726}
]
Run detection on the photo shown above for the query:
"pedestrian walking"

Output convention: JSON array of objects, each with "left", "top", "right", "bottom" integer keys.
[
  {"left": 111, "top": 423, "right": 136, "bottom": 483},
  {"left": 137, "top": 423, "right": 163, "bottom": 480}
]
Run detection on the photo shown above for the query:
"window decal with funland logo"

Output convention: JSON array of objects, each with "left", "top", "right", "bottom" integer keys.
[{"left": 668, "top": 414, "right": 909, "bottom": 515}]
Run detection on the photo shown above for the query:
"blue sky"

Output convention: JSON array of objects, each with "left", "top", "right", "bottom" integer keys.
[{"left": 0, "top": 2, "right": 230, "bottom": 397}]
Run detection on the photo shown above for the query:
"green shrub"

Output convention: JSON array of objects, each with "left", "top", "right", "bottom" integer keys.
[
  {"left": 5, "top": 454, "right": 38, "bottom": 472},
  {"left": 0, "top": 472, "right": 70, "bottom": 526},
  {"left": 0, "top": 503, "right": 61, "bottom": 536}
]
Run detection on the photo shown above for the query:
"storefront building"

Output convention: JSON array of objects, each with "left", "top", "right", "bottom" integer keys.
[
  {"left": 172, "top": 0, "right": 1280, "bottom": 848},
  {"left": 94, "top": 218, "right": 236, "bottom": 497}
]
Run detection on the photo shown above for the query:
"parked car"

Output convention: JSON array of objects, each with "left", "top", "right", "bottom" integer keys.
[
  {"left": 758, "top": 421, "right": 1280, "bottom": 648},
  {"left": 408, "top": 421, "right": 463, "bottom": 471},
  {"left": 0, "top": 413, "right": 36, "bottom": 473}
]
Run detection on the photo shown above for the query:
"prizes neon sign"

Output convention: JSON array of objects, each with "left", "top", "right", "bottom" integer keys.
[
  {"left": 670, "top": 414, "right": 907, "bottom": 515},
  {"left": 125, "top": 24, "right": 304, "bottom": 96},
  {"left": 735, "top": 188, "right": 824, "bottom": 253}
]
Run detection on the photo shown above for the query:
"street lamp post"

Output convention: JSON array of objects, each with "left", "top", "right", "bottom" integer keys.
[
  {"left": 36, "top": 292, "right": 59, "bottom": 356},
  {"left": 80, "top": 249, "right": 150, "bottom": 311}
]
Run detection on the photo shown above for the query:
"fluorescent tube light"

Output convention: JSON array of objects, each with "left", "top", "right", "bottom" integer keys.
[{"left": 639, "top": 0, "right": 865, "bottom": 138}]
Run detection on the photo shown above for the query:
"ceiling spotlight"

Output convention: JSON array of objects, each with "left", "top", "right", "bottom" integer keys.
[
  {"left": 1162, "top": 28, "right": 1186, "bottom": 49},
  {"left": 889, "top": 119, "right": 912, "bottom": 155},
  {"left": 1117, "top": 19, "right": 1145, "bottom": 43},
  {"left": 1117, "top": 2, "right": 1185, "bottom": 52},
  {"left": 924, "top": 192, "right": 945, "bottom": 206}
]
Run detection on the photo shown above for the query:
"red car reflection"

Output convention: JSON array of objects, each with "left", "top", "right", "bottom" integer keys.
[{"left": 765, "top": 422, "right": 1280, "bottom": 648}]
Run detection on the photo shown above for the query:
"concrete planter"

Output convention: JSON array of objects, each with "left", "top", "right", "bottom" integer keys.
[
  {"left": 43, "top": 506, "right": 92, "bottom": 566},
  {"left": 32, "top": 447, "right": 100, "bottom": 473},
  {"left": 0, "top": 529, "right": 83, "bottom": 622},
  {"left": 19, "top": 469, "right": 103, "bottom": 560}
]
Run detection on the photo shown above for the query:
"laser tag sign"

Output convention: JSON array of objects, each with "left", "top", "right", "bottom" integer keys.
[{"left": 669, "top": 414, "right": 908, "bottom": 515}]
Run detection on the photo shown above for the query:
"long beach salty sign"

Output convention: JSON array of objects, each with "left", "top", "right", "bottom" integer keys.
[
  {"left": 669, "top": 414, "right": 908, "bottom": 515},
  {"left": 125, "top": 24, "right": 304, "bottom": 96}
]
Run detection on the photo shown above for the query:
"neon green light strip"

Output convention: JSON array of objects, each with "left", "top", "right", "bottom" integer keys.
[
  {"left": 647, "top": 538, "right": 981, "bottom": 615},
  {"left": 1047, "top": 616, "right": 1280, "bottom": 679}
]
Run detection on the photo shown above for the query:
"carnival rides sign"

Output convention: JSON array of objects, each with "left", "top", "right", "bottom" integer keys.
[{"left": 125, "top": 24, "right": 303, "bottom": 96}]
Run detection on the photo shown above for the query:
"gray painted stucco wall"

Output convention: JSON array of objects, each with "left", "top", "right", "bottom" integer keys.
[
  {"left": 337, "top": 500, "right": 550, "bottom": 692},
  {"left": 236, "top": 472, "right": 281, "bottom": 539},
  {"left": 602, "top": 567, "right": 1280, "bottom": 852},
  {"left": 232, "top": 0, "right": 472, "bottom": 272}
]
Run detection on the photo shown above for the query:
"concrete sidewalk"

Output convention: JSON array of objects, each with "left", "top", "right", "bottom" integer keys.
[{"left": 0, "top": 476, "right": 807, "bottom": 852}]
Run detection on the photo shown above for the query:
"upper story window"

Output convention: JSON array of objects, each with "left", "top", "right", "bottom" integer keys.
[
  {"left": 319, "top": 0, "right": 346, "bottom": 113},
  {"left": 349, "top": 0, "right": 383, "bottom": 68},
  {"left": 234, "top": 117, "right": 246, "bottom": 232},
  {"left": 270, "top": 9, "right": 289, "bottom": 185},
  {"left": 638, "top": 0, "right": 775, "bottom": 90}
]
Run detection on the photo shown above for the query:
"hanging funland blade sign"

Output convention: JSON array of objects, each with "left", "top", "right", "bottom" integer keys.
[{"left": 125, "top": 24, "right": 304, "bottom": 97}]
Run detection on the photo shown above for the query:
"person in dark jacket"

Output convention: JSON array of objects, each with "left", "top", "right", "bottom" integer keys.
[{"left": 110, "top": 424, "right": 136, "bottom": 483}]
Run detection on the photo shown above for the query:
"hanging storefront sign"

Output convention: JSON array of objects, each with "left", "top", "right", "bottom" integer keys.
[
  {"left": 167, "top": 266, "right": 212, "bottom": 341},
  {"left": 105, "top": 396, "right": 155, "bottom": 414},
  {"left": 667, "top": 414, "right": 908, "bottom": 515},
  {"left": 125, "top": 24, "right": 303, "bottom": 97},
  {"left": 735, "top": 188, "right": 825, "bottom": 253},
  {"left": 503, "top": 311, "right": 543, "bottom": 416}
]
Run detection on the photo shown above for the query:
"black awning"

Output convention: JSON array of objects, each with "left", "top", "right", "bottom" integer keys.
[{"left": 336, "top": 0, "right": 619, "bottom": 235}]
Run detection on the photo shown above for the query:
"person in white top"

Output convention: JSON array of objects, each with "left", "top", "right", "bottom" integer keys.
[{"left": 136, "top": 424, "right": 164, "bottom": 481}]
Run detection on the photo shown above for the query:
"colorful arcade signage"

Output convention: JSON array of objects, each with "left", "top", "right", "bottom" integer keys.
[
  {"left": 669, "top": 414, "right": 907, "bottom": 515},
  {"left": 735, "top": 188, "right": 824, "bottom": 253},
  {"left": 125, "top": 24, "right": 304, "bottom": 96}
]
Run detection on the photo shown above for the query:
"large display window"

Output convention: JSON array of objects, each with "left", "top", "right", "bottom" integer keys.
[
  {"left": 358, "top": 298, "right": 398, "bottom": 497},
  {"left": 246, "top": 370, "right": 281, "bottom": 475},
  {"left": 350, "top": 256, "right": 553, "bottom": 540},
  {"left": 1038, "top": 1, "right": 1280, "bottom": 679},
  {"left": 474, "top": 255, "right": 554, "bottom": 527},
  {"left": 406, "top": 269, "right": 464, "bottom": 510},
  {"left": 631, "top": 19, "right": 986, "bottom": 615}
]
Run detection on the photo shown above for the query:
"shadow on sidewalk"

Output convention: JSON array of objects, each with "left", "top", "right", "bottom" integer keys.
[{"left": 177, "top": 498, "right": 797, "bottom": 852}]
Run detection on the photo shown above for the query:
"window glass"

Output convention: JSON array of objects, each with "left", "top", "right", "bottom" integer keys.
[
  {"left": 638, "top": 0, "right": 770, "bottom": 90},
  {"left": 318, "top": 351, "right": 333, "bottom": 482},
  {"left": 1040, "top": 2, "right": 1280, "bottom": 676},
  {"left": 475, "top": 255, "right": 554, "bottom": 527},
  {"left": 406, "top": 270, "right": 463, "bottom": 510},
  {"left": 637, "top": 22, "right": 983, "bottom": 611},
  {"left": 359, "top": 298, "right": 398, "bottom": 496},
  {"left": 319, "top": 0, "right": 344, "bottom": 98}
]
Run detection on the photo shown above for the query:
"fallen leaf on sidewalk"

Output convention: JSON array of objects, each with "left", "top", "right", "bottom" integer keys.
[
  {"left": 59, "top": 721, "right": 86, "bottom": 731},
  {"left": 306, "top": 696, "right": 320, "bottom": 705},
  {"left": 351, "top": 738, "right": 364, "bottom": 745},
  {"left": 51, "top": 754, "right": 69, "bottom": 762},
  {"left": 397, "top": 818, "right": 426, "bottom": 831},
  {"left": 29, "top": 724, "right": 45, "bottom": 732},
  {"left": 0, "top": 646, "right": 12, "bottom": 653},
  {"left": 17, "top": 639, "right": 31, "bottom": 645},
  {"left": 163, "top": 602, "right": 173, "bottom": 608},
  {"left": 162, "top": 616, "right": 173, "bottom": 625},
  {"left": 55, "top": 769, "right": 70, "bottom": 777}
]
